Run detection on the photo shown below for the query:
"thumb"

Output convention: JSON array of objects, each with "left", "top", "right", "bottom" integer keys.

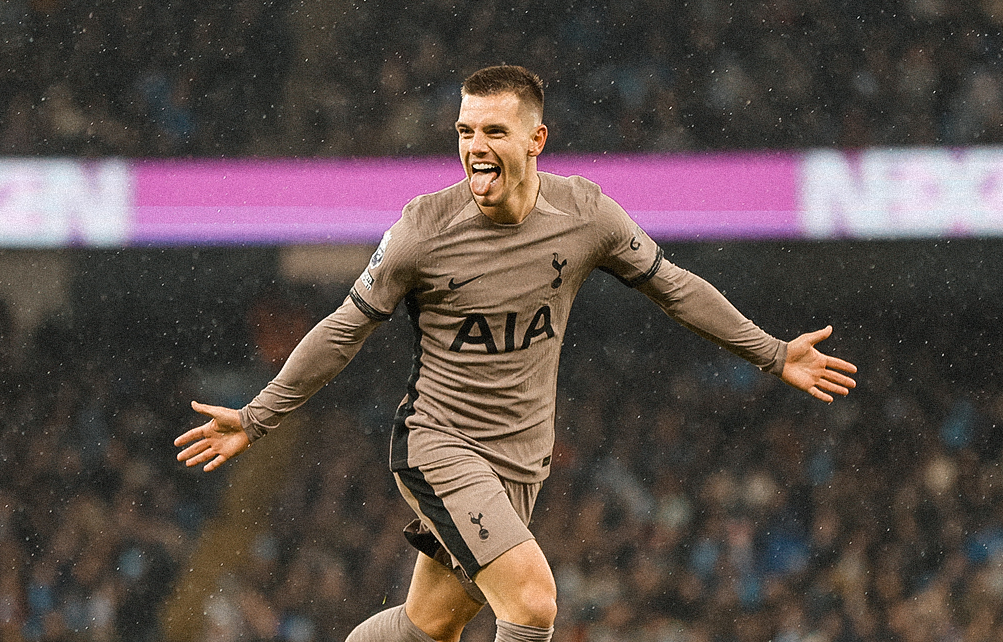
[
  {"left": 191, "top": 400, "right": 226, "bottom": 419},
  {"left": 191, "top": 401, "right": 243, "bottom": 432},
  {"left": 804, "top": 325, "right": 833, "bottom": 347}
]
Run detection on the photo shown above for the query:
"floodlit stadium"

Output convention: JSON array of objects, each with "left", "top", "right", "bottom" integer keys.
[{"left": 3, "top": 3, "right": 1003, "bottom": 642}]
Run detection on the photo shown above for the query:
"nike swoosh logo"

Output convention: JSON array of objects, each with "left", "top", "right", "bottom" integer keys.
[{"left": 448, "top": 274, "right": 484, "bottom": 290}]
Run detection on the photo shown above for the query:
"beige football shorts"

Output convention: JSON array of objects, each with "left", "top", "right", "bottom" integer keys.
[{"left": 395, "top": 451, "right": 542, "bottom": 603}]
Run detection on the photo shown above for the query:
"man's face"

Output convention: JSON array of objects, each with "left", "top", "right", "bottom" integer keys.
[{"left": 455, "top": 92, "right": 547, "bottom": 217}]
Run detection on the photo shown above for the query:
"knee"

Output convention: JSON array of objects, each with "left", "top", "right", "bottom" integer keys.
[
  {"left": 475, "top": 542, "right": 558, "bottom": 628},
  {"left": 528, "top": 589, "right": 558, "bottom": 627},
  {"left": 510, "top": 579, "right": 557, "bottom": 628}
]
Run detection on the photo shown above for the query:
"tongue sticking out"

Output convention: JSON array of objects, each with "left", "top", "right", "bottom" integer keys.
[{"left": 470, "top": 169, "right": 499, "bottom": 196}]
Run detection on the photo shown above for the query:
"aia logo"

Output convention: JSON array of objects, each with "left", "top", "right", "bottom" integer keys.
[
  {"left": 469, "top": 512, "right": 490, "bottom": 540},
  {"left": 449, "top": 306, "right": 555, "bottom": 353}
]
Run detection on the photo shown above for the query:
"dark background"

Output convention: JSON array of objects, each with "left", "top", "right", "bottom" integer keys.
[{"left": 4, "top": 1, "right": 1003, "bottom": 641}]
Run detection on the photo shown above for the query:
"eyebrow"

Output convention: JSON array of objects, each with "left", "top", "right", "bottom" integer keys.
[{"left": 455, "top": 121, "right": 510, "bottom": 132}]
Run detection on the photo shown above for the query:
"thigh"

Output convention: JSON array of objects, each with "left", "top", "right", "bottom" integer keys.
[{"left": 473, "top": 538, "right": 557, "bottom": 628}]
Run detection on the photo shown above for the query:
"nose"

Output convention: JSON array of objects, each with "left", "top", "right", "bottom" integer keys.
[{"left": 469, "top": 129, "right": 489, "bottom": 154}]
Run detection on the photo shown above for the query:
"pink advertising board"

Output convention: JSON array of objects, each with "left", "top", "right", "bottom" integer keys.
[
  {"left": 15, "top": 149, "right": 1002, "bottom": 247},
  {"left": 133, "top": 157, "right": 464, "bottom": 244},
  {"left": 131, "top": 154, "right": 800, "bottom": 244},
  {"left": 540, "top": 154, "right": 799, "bottom": 239}
]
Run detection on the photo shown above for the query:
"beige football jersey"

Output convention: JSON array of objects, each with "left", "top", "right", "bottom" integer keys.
[{"left": 241, "top": 172, "right": 786, "bottom": 483}]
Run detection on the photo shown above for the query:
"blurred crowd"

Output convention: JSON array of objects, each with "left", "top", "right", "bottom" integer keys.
[
  {"left": 3, "top": 0, "right": 1003, "bottom": 157},
  {"left": 0, "top": 294, "right": 220, "bottom": 642},
  {"left": 5, "top": 1, "right": 1003, "bottom": 640},
  {"left": 3, "top": 249, "right": 1003, "bottom": 642}
]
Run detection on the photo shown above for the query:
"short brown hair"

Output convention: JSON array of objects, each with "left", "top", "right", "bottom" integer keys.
[{"left": 461, "top": 65, "right": 544, "bottom": 118}]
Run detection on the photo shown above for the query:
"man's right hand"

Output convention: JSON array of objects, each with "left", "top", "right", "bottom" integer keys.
[
  {"left": 174, "top": 401, "right": 251, "bottom": 472},
  {"left": 780, "top": 326, "right": 857, "bottom": 403}
]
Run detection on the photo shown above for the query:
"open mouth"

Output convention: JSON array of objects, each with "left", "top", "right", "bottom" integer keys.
[{"left": 470, "top": 162, "right": 500, "bottom": 196}]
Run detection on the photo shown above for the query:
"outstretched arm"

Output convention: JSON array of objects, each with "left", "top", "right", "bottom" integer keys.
[
  {"left": 174, "top": 297, "right": 383, "bottom": 471},
  {"left": 175, "top": 401, "right": 250, "bottom": 472},
  {"left": 780, "top": 325, "right": 857, "bottom": 402},
  {"left": 635, "top": 261, "right": 856, "bottom": 395},
  {"left": 238, "top": 299, "right": 381, "bottom": 441}
]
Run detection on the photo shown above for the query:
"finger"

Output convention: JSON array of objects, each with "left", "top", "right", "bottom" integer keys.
[
  {"left": 826, "top": 369, "right": 858, "bottom": 389},
  {"left": 810, "top": 387, "right": 835, "bottom": 404},
  {"left": 825, "top": 356, "right": 857, "bottom": 374},
  {"left": 817, "top": 378, "right": 851, "bottom": 397},
  {"left": 205, "top": 454, "right": 228, "bottom": 472},
  {"left": 183, "top": 455, "right": 204, "bottom": 468},
  {"left": 184, "top": 446, "right": 218, "bottom": 468},
  {"left": 174, "top": 425, "right": 206, "bottom": 447},
  {"left": 178, "top": 442, "right": 208, "bottom": 463}
]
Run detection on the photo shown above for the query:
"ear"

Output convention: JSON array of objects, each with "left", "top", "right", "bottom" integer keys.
[{"left": 528, "top": 124, "right": 548, "bottom": 158}]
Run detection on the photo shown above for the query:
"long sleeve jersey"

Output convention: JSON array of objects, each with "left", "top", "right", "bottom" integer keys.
[{"left": 240, "top": 172, "right": 787, "bottom": 483}]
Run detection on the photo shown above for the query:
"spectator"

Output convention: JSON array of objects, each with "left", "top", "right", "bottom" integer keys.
[
  {"left": 5, "top": 1, "right": 1003, "bottom": 157},
  {"left": 7, "top": 252, "right": 1003, "bottom": 641}
]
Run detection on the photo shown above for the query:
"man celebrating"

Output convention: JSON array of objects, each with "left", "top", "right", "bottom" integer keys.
[{"left": 175, "top": 65, "right": 857, "bottom": 642}]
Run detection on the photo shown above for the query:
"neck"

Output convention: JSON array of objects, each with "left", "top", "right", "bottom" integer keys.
[{"left": 480, "top": 168, "right": 541, "bottom": 225}]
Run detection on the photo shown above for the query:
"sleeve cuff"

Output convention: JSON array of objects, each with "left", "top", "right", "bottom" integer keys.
[
  {"left": 239, "top": 406, "right": 268, "bottom": 443},
  {"left": 762, "top": 341, "right": 788, "bottom": 377}
]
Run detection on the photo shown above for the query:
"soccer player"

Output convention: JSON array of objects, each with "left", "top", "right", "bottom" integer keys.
[{"left": 175, "top": 65, "right": 857, "bottom": 642}]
